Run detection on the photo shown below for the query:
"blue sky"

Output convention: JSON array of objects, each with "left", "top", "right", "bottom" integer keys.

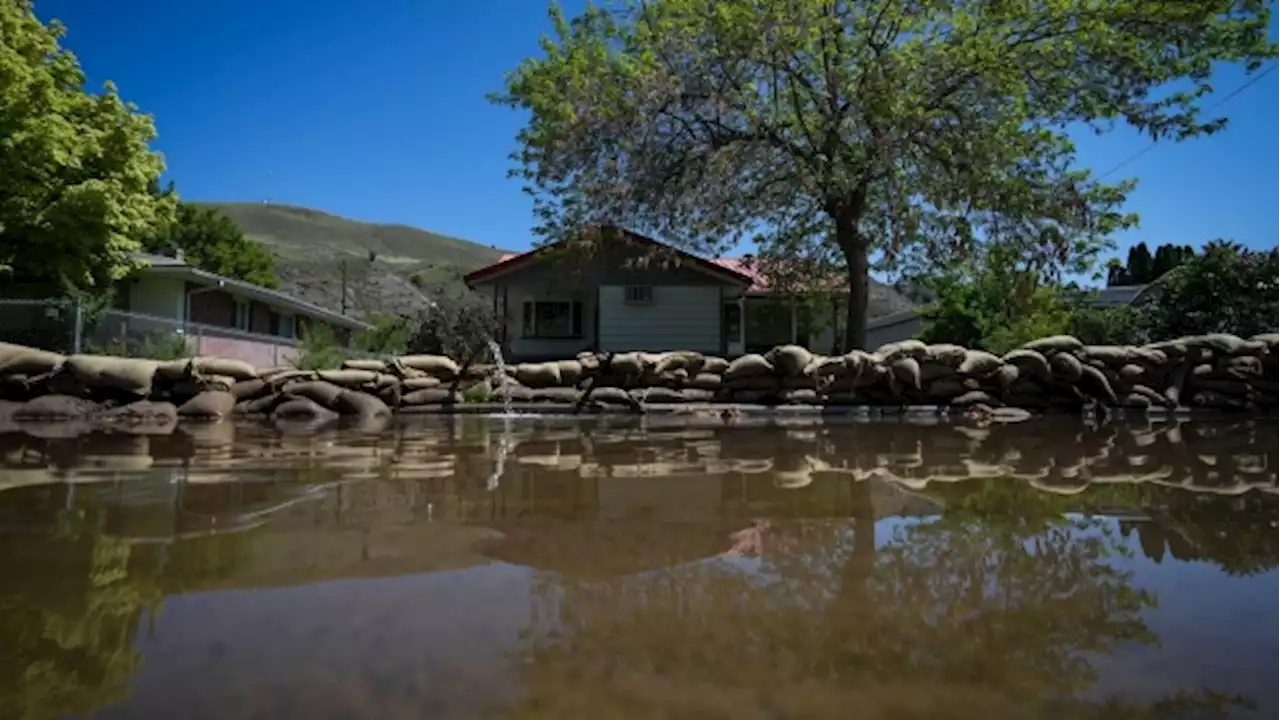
[{"left": 40, "top": 0, "right": 1279, "bottom": 266}]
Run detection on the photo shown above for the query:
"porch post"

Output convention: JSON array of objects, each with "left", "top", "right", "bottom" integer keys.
[{"left": 738, "top": 295, "right": 746, "bottom": 348}]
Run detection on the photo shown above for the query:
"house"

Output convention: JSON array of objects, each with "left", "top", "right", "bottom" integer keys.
[
  {"left": 463, "top": 227, "right": 913, "bottom": 361},
  {"left": 100, "top": 251, "right": 373, "bottom": 366}
]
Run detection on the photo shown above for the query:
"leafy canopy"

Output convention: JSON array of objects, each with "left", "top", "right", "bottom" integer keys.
[
  {"left": 0, "top": 1, "right": 175, "bottom": 293},
  {"left": 496, "top": 0, "right": 1273, "bottom": 348},
  {"left": 144, "top": 203, "right": 280, "bottom": 289},
  {"left": 1137, "top": 240, "right": 1278, "bottom": 340}
]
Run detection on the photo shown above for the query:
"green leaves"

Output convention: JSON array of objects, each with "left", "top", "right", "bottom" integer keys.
[
  {"left": 145, "top": 203, "right": 280, "bottom": 289},
  {"left": 497, "top": 0, "right": 1272, "bottom": 346},
  {"left": 0, "top": 1, "right": 175, "bottom": 294}
]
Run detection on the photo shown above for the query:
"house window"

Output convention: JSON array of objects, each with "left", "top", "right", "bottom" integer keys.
[
  {"left": 232, "top": 300, "right": 250, "bottom": 331},
  {"left": 623, "top": 286, "right": 654, "bottom": 304},
  {"left": 522, "top": 301, "right": 583, "bottom": 339},
  {"left": 269, "top": 311, "right": 296, "bottom": 339},
  {"left": 723, "top": 302, "right": 742, "bottom": 341}
]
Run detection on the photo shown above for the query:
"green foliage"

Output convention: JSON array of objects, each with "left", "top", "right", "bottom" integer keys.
[
  {"left": 461, "top": 383, "right": 492, "bottom": 404},
  {"left": 1138, "top": 241, "right": 1279, "bottom": 339},
  {"left": 354, "top": 314, "right": 411, "bottom": 356},
  {"left": 0, "top": 2, "right": 176, "bottom": 293},
  {"left": 144, "top": 203, "right": 279, "bottom": 289},
  {"left": 292, "top": 323, "right": 349, "bottom": 370},
  {"left": 495, "top": 0, "right": 1272, "bottom": 348},
  {"left": 917, "top": 247, "right": 1073, "bottom": 354},
  {"left": 1066, "top": 302, "right": 1148, "bottom": 346}
]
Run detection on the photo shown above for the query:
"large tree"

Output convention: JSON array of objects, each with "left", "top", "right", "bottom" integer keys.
[
  {"left": 0, "top": 1, "right": 175, "bottom": 295},
  {"left": 144, "top": 202, "right": 280, "bottom": 289},
  {"left": 495, "top": 0, "right": 1273, "bottom": 348}
]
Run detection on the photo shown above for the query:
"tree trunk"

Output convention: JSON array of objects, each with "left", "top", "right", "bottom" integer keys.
[{"left": 835, "top": 214, "right": 871, "bottom": 351}]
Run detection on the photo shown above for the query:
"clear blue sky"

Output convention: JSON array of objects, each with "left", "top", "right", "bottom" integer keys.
[{"left": 39, "top": 0, "right": 1279, "bottom": 267}]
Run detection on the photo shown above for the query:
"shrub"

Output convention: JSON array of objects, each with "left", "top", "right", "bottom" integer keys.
[{"left": 292, "top": 323, "right": 349, "bottom": 370}]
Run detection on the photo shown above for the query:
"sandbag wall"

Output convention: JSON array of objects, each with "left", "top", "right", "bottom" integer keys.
[{"left": 0, "top": 331, "right": 1276, "bottom": 422}]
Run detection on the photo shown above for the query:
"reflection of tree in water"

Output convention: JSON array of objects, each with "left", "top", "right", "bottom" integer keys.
[
  {"left": 507, "top": 480, "right": 1261, "bottom": 719},
  {"left": 0, "top": 495, "right": 253, "bottom": 720}
]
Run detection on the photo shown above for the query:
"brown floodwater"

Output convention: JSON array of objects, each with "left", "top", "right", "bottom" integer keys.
[{"left": 0, "top": 414, "right": 1275, "bottom": 720}]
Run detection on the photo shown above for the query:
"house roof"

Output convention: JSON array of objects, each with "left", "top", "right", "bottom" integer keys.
[
  {"left": 463, "top": 227, "right": 755, "bottom": 288},
  {"left": 130, "top": 252, "right": 374, "bottom": 332}
]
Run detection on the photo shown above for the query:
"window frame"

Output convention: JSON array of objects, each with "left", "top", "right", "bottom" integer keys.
[
  {"left": 623, "top": 285, "right": 655, "bottom": 305},
  {"left": 521, "top": 300, "right": 584, "bottom": 339},
  {"left": 232, "top": 299, "right": 251, "bottom": 331}
]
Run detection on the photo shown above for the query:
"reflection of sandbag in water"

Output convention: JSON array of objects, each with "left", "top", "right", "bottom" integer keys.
[
  {"left": 272, "top": 397, "right": 339, "bottom": 422},
  {"left": 177, "top": 391, "right": 237, "bottom": 419},
  {"left": 333, "top": 390, "right": 391, "bottom": 419},
  {"left": 13, "top": 395, "right": 100, "bottom": 420}
]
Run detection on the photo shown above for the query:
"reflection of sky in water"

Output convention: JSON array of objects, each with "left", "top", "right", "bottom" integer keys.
[{"left": 90, "top": 514, "right": 1277, "bottom": 719}]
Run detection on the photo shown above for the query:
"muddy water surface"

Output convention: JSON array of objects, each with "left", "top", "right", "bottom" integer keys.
[{"left": 0, "top": 415, "right": 1275, "bottom": 719}]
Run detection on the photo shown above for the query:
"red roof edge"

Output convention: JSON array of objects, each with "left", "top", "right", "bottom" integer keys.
[{"left": 462, "top": 226, "right": 754, "bottom": 288}]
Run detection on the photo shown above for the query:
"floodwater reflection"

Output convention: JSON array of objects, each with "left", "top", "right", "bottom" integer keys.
[{"left": 0, "top": 415, "right": 1274, "bottom": 719}]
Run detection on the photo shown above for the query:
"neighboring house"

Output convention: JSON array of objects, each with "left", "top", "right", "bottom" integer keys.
[
  {"left": 861, "top": 284, "right": 1155, "bottom": 347},
  {"left": 103, "top": 251, "right": 372, "bottom": 366},
  {"left": 463, "top": 227, "right": 914, "bottom": 361}
]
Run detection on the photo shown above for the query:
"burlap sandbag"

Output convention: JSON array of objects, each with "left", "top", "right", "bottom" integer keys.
[
  {"left": 14, "top": 395, "right": 99, "bottom": 420},
  {"left": 99, "top": 400, "right": 179, "bottom": 425},
  {"left": 398, "top": 354, "right": 460, "bottom": 378},
  {"left": 333, "top": 390, "right": 391, "bottom": 418},
  {"left": 874, "top": 339, "right": 928, "bottom": 362},
  {"left": 1080, "top": 345, "right": 1133, "bottom": 366},
  {"left": 686, "top": 373, "right": 722, "bottom": 391},
  {"left": 654, "top": 351, "right": 705, "bottom": 375},
  {"left": 530, "top": 387, "right": 582, "bottom": 404},
  {"left": 64, "top": 355, "right": 159, "bottom": 397},
  {"left": 1001, "top": 349, "right": 1052, "bottom": 383},
  {"left": 555, "top": 360, "right": 585, "bottom": 386},
  {"left": 724, "top": 354, "right": 773, "bottom": 381},
  {"left": 282, "top": 380, "right": 345, "bottom": 408},
  {"left": 192, "top": 357, "right": 259, "bottom": 381},
  {"left": 0, "top": 342, "right": 64, "bottom": 376},
  {"left": 230, "top": 378, "right": 269, "bottom": 400},
  {"left": 272, "top": 397, "right": 338, "bottom": 422},
  {"left": 779, "top": 388, "right": 818, "bottom": 404},
  {"left": 680, "top": 388, "right": 714, "bottom": 403},
  {"left": 1049, "top": 352, "right": 1084, "bottom": 382},
  {"left": 700, "top": 356, "right": 730, "bottom": 375},
  {"left": 177, "top": 391, "right": 237, "bottom": 419},
  {"left": 607, "top": 352, "right": 645, "bottom": 376},
  {"left": 401, "top": 388, "right": 462, "bottom": 406},
  {"left": 890, "top": 357, "right": 921, "bottom": 390},
  {"left": 235, "top": 393, "right": 284, "bottom": 415},
  {"left": 950, "top": 390, "right": 1001, "bottom": 408},
  {"left": 585, "top": 386, "right": 639, "bottom": 408},
  {"left": 957, "top": 350, "right": 1002, "bottom": 377},
  {"left": 514, "top": 362, "right": 562, "bottom": 388},
  {"left": 1022, "top": 335, "right": 1083, "bottom": 354},
  {"left": 633, "top": 386, "right": 684, "bottom": 404},
  {"left": 1078, "top": 364, "right": 1119, "bottom": 405},
  {"left": 342, "top": 358, "right": 388, "bottom": 372},
  {"left": 924, "top": 343, "right": 967, "bottom": 367},
  {"left": 317, "top": 369, "right": 380, "bottom": 388},
  {"left": 402, "top": 376, "right": 442, "bottom": 390},
  {"left": 766, "top": 345, "right": 813, "bottom": 378}
]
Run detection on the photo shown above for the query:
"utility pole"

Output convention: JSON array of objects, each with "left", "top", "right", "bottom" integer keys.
[{"left": 340, "top": 260, "right": 348, "bottom": 315}]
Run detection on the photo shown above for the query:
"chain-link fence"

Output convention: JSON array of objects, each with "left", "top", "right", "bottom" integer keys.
[{"left": 0, "top": 299, "right": 301, "bottom": 367}]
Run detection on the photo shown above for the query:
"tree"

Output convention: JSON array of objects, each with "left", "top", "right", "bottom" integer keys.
[
  {"left": 143, "top": 203, "right": 279, "bottom": 289},
  {"left": 1125, "top": 242, "right": 1155, "bottom": 284},
  {"left": 1137, "top": 240, "right": 1278, "bottom": 340},
  {"left": 0, "top": 1, "right": 176, "bottom": 294},
  {"left": 406, "top": 286, "right": 500, "bottom": 365},
  {"left": 1106, "top": 242, "right": 1197, "bottom": 287},
  {"left": 495, "top": 0, "right": 1272, "bottom": 349}
]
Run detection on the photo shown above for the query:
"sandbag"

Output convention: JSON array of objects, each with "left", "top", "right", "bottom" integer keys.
[
  {"left": 192, "top": 357, "right": 259, "bottom": 381},
  {"left": 14, "top": 395, "right": 100, "bottom": 420},
  {"left": 874, "top": 339, "right": 928, "bottom": 362},
  {"left": 514, "top": 362, "right": 562, "bottom": 388},
  {"left": 633, "top": 387, "right": 684, "bottom": 404},
  {"left": 177, "top": 391, "right": 237, "bottom": 419},
  {"left": 680, "top": 388, "right": 714, "bottom": 403},
  {"left": 272, "top": 397, "right": 339, "bottom": 422},
  {"left": 700, "top": 356, "right": 730, "bottom": 375},
  {"left": 1049, "top": 353, "right": 1084, "bottom": 382},
  {"left": 397, "top": 354, "right": 460, "bottom": 378},
  {"left": 1022, "top": 335, "right": 1083, "bottom": 354},
  {"left": 584, "top": 386, "right": 637, "bottom": 408},
  {"left": 924, "top": 343, "right": 968, "bottom": 367},
  {"left": 401, "top": 388, "right": 462, "bottom": 406},
  {"left": 686, "top": 373, "right": 722, "bottom": 391},
  {"left": 766, "top": 345, "right": 813, "bottom": 378},
  {"left": 0, "top": 343, "right": 64, "bottom": 376},
  {"left": 926, "top": 378, "right": 970, "bottom": 399},
  {"left": 530, "top": 387, "right": 582, "bottom": 404},
  {"left": 555, "top": 360, "right": 585, "bottom": 386},
  {"left": 724, "top": 354, "right": 773, "bottom": 381},
  {"left": 283, "top": 380, "right": 345, "bottom": 408},
  {"left": 780, "top": 388, "right": 818, "bottom": 404},
  {"left": 317, "top": 369, "right": 380, "bottom": 388},
  {"left": 342, "top": 358, "right": 388, "bottom": 372},
  {"left": 950, "top": 390, "right": 1000, "bottom": 408},
  {"left": 1002, "top": 349, "right": 1052, "bottom": 383},
  {"left": 402, "top": 376, "right": 442, "bottom": 390},
  {"left": 235, "top": 393, "right": 284, "bottom": 415},
  {"left": 655, "top": 351, "right": 704, "bottom": 375},
  {"left": 607, "top": 352, "right": 645, "bottom": 376},
  {"left": 1080, "top": 345, "right": 1132, "bottom": 366},
  {"left": 958, "top": 350, "right": 1002, "bottom": 377},
  {"left": 890, "top": 357, "right": 921, "bottom": 390},
  {"left": 64, "top": 355, "right": 159, "bottom": 396},
  {"left": 1078, "top": 364, "right": 1119, "bottom": 405},
  {"left": 333, "top": 390, "right": 391, "bottom": 418}
]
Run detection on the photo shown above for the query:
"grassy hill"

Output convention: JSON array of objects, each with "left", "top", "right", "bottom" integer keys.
[{"left": 200, "top": 202, "right": 507, "bottom": 318}]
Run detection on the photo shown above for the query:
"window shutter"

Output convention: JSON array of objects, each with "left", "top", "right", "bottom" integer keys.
[
  {"left": 522, "top": 302, "right": 534, "bottom": 336},
  {"left": 571, "top": 302, "right": 583, "bottom": 337}
]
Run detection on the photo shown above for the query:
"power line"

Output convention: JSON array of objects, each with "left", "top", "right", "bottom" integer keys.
[{"left": 1098, "top": 63, "right": 1277, "bottom": 179}]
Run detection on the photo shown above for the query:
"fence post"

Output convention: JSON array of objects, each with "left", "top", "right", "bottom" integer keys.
[{"left": 71, "top": 300, "right": 84, "bottom": 355}]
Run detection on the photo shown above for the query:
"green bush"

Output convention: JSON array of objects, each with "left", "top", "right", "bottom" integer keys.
[{"left": 292, "top": 323, "right": 349, "bottom": 370}]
